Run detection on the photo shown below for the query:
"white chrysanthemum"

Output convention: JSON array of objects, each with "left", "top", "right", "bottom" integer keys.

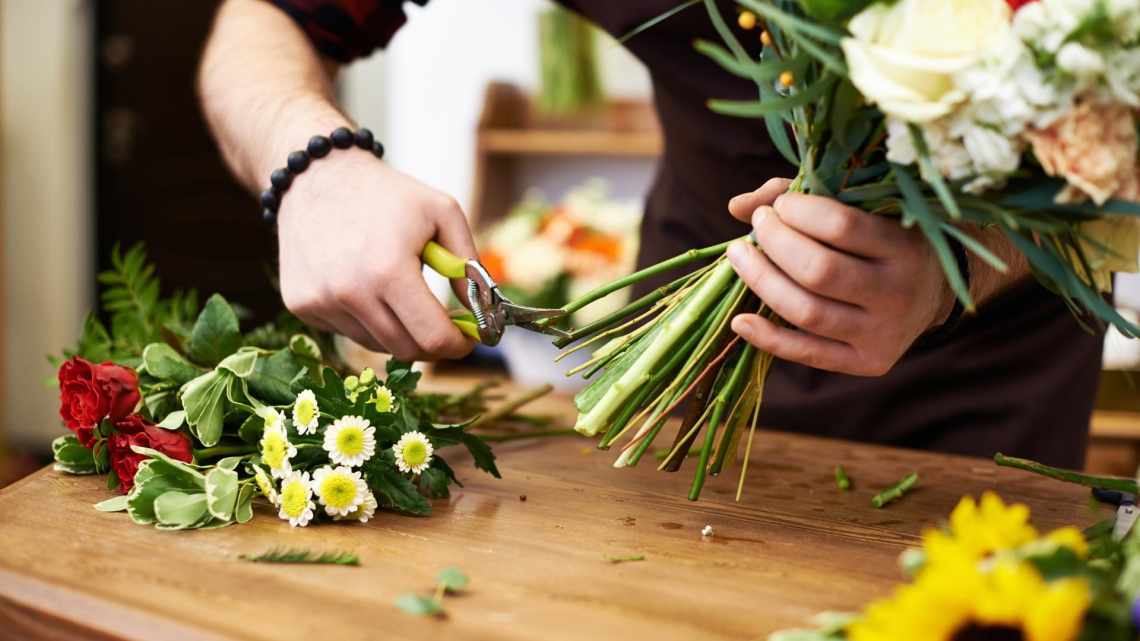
[
  {"left": 256, "top": 405, "right": 286, "bottom": 432},
  {"left": 253, "top": 465, "right": 278, "bottom": 505},
  {"left": 278, "top": 471, "right": 315, "bottom": 527},
  {"left": 393, "top": 431, "right": 434, "bottom": 475},
  {"left": 311, "top": 466, "right": 368, "bottom": 517},
  {"left": 335, "top": 489, "right": 378, "bottom": 524},
  {"left": 322, "top": 415, "right": 376, "bottom": 467},
  {"left": 370, "top": 386, "right": 396, "bottom": 414},
  {"left": 292, "top": 389, "right": 320, "bottom": 435},
  {"left": 259, "top": 423, "right": 296, "bottom": 479}
]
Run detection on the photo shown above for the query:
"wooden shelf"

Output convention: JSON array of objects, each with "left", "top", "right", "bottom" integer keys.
[{"left": 470, "top": 82, "right": 661, "bottom": 226}]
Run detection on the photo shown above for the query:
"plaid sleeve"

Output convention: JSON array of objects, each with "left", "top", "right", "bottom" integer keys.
[{"left": 267, "top": 0, "right": 428, "bottom": 62}]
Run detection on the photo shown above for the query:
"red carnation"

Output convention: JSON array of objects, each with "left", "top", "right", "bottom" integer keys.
[
  {"left": 58, "top": 356, "right": 140, "bottom": 447},
  {"left": 108, "top": 415, "right": 194, "bottom": 492}
]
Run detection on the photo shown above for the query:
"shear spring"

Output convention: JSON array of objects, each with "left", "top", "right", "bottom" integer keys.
[{"left": 467, "top": 278, "right": 487, "bottom": 329}]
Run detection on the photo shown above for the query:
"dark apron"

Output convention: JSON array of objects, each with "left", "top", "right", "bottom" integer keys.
[{"left": 558, "top": 0, "right": 1104, "bottom": 468}]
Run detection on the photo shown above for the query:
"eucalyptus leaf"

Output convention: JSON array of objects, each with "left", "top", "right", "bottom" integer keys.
[
  {"left": 187, "top": 294, "right": 242, "bottom": 366},
  {"left": 141, "top": 343, "right": 200, "bottom": 385}
]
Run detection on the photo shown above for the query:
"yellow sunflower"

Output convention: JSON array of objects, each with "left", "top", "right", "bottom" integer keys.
[{"left": 848, "top": 553, "right": 1091, "bottom": 641}]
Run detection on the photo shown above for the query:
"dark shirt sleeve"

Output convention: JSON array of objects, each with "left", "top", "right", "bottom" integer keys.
[{"left": 266, "top": 0, "right": 428, "bottom": 63}]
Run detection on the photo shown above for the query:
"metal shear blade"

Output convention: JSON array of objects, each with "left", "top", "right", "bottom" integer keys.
[{"left": 464, "top": 261, "right": 568, "bottom": 346}]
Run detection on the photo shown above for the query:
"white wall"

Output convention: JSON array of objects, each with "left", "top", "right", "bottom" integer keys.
[{"left": 1, "top": 0, "right": 93, "bottom": 447}]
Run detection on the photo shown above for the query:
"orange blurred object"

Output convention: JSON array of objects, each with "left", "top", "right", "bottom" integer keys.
[
  {"left": 479, "top": 250, "right": 507, "bottom": 283},
  {"left": 567, "top": 229, "right": 623, "bottom": 262}
]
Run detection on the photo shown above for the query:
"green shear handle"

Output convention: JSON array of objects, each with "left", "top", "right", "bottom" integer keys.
[{"left": 421, "top": 241, "right": 482, "bottom": 342}]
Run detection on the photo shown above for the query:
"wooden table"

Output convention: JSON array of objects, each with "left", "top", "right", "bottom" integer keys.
[{"left": 0, "top": 388, "right": 1104, "bottom": 641}]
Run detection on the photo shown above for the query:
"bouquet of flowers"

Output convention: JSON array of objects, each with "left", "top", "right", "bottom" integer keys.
[
  {"left": 51, "top": 245, "right": 520, "bottom": 531},
  {"left": 478, "top": 179, "right": 641, "bottom": 327},
  {"left": 556, "top": 0, "right": 1140, "bottom": 500},
  {"left": 770, "top": 492, "right": 1135, "bottom": 641}
]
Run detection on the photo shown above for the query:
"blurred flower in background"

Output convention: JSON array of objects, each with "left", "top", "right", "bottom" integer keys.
[{"left": 479, "top": 179, "right": 641, "bottom": 328}]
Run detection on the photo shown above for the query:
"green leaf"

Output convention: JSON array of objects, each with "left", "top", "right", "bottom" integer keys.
[
  {"left": 205, "top": 467, "right": 240, "bottom": 520},
  {"left": 94, "top": 495, "right": 129, "bottom": 512},
  {"left": 365, "top": 452, "right": 431, "bottom": 516},
  {"left": 153, "top": 491, "right": 209, "bottom": 528},
  {"left": 908, "top": 124, "right": 962, "bottom": 220},
  {"left": 939, "top": 223, "right": 1009, "bottom": 273},
  {"left": 708, "top": 75, "right": 836, "bottom": 118},
  {"left": 384, "top": 360, "right": 421, "bottom": 396},
  {"left": 893, "top": 165, "right": 973, "bottom": 309},
  {"left": 247, "top": 348, "right": 305, "bottom": 404},
  {"left": 436, "top": 566, "right": 469, "bottom": 592},
  {"left": 234, "top": 483, "right": 255, "bottom": 524},
  {"left": 187, "top": 294, "right": 242, "bottom": 366},
  {"left": 181, "top": 370, "right": 230, "bottom": 447},
  {"left": 418, "top": 467, "right": 452, "bottom": 499},
  {"left": 457, "top": 432, "right": 500, "bottom": 479},
  {"left": 395, "top": 594, "right": 443, "bottom": 617},
  {"left": 141, "top": 343, "right": 200, "bottom": 385},
  {"left": 217, "top": 348, "right": 258, "bottom": 379},
  {"left": 52, "top": 435, "right": 97, "bottom": 475},
  {"left": 157, "top": 410, "right": 187, "bottom": 430},
  {"left": 796, "top": 0, "right": 874, "bottom": 22},
  {"left": 238, "top": 413, "right": 264, "bottom": 444}
]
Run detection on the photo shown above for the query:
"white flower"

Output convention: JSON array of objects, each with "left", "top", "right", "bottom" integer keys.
[
  {"left": 502, "top": 237, "right": 565, "bottom": 291},
  {"left": 253, "top": 465, "right": 279, "bottom": 505},
  {"left": 1106, "top": 49, "right": 1140, "bottom": 107},
  {"left": 335, "top": 489, "right": 378, "bottom": 524},
  {"left": 292, "top": 389, "right": 320, "bottom": 435},
  {"left": 277, "top": 471, "right": 315, "bottom": 527},
  {"left": 259, "top": 422, "right": 296, "bottom": 479},
  {"left": 841, "top": 0, "right": 1012, "bottom": 123},
  {"left": 393, "top": 431, "right": 434, "bottom": 475},
  {"left": 311, "top": 466, "right": 368, "bottom": 517},
  {"left": 322, "top": 415, "right": 376, "bottom": 467},
  {"left": 370, "top": 386, "right": 396, "bottom": 414},
  {"left": 1056, "top": 42, "right": 1106, "bottom": 77},
  {"left": 256, "top": 405, "right": 286, "bottom": 432}
]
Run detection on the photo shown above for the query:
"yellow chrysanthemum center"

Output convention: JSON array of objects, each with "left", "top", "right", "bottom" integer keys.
[
  {"left": 400, "top": 439, "right": 429, "bottom": 468},
  {"left": 319, "top": 475, "right": 359, "bottom": 510},
  {"left": 261, "top": 432, "right": 288, "bottom": 469},
  {"left": 335, "top": 427, "right": 365, "bottom": 457},
  {"left": 280, "top": 480, "right": 309, "bottom": 518},
  {"left": 295, "top": 398, "right": 316, "bottom": 427}
]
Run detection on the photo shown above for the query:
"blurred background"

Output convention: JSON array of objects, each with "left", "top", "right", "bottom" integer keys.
[{"left": 0, "top": 0, "right": 1138, "bottom": 485}]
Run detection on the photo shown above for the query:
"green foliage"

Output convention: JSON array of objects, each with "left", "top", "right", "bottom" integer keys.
[
  {"left": 365, "top": 451, "right": 432, "bottom": 516},
  {"left": 795, "top": 0, "right": 873, "bottom": 23},
  {"left": 187, "top": 294, "right": 242, "bottom": 366},
  {"left": 52, "top": 435, "right": 98, "bottom": 475},
  {"left": 394, "top": 594, "right": 444, "bottom": 617},
  {"left": 239, "top": 548, "right": 360, "bottom": 566},
  {"left": 436, "top": 566, "right": 469, "bottom": 592}
]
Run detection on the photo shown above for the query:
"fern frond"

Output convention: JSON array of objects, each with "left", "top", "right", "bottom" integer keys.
[{"left": 239, "top": 548, "right": 361, "bottom": 566}]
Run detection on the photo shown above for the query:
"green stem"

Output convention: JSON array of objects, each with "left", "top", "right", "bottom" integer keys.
[
  {"left": 835, "top": 465, "right": 851, "bottom": 491},
  {"left": 471, "top": 384, "right": 553, "bottom": 428},
  {"left": 689, "top": 343, "right": 755, "bottom": 500},
  {"left": 554, "top": 271, "right": 695, "bottom": 348},
  {"left": 560, "top": 239, "right": 735, "bottom": 316},
  {"left": 194, "top": 444, "right": 256, "bottom": 460},
  {"left": 994, "top": 453, "right": 1139, "bottom": 494},
  {"left": 871, "top": 472, "right": 918, "bottom": 508}
]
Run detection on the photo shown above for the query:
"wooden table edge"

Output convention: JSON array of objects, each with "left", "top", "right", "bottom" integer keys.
[{"left": 0, "top": 567, "right": 235, "bottom": 641}]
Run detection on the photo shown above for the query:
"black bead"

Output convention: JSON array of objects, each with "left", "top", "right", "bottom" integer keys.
[
  {"left": 330, "top": 126, "right": 354, "bottom": 149},
  {"left": 261, "top": 208, "right": 277, "bottom": 225},
  {"left": 371, "top": 140, "right": 385, "bottom": 159},
  {"left": 353, "top": 128, "right": 374, "bottom": 150},
  {"left": 259, "top": 189, "right": 279, "bottom": 212},
  {"left": 287, "top": 150, "right": 310, "bottom": 173},
  {"left": 270, "top": 168, "right": 293, "bottom": 191},
  {"left": 307, "top": 135, "right": 332, "bottom": 158}
]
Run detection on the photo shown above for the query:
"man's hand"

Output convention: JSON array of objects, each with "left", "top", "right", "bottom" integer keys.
[
  {"left": 278, "top": 150, "right": 477, "bottom": 361},
  {"left": 725, "top": 178, "right": 955, "bottom": 376}
]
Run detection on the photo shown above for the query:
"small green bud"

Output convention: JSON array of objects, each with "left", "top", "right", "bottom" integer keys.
[
  {"left": 344, "top": 375, "right": 360, "bottom": 391},
  {"left": 359, "top": 367, "right": 375, "bottom": 385}
]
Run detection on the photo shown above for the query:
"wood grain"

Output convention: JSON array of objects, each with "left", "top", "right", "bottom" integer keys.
[{"left": 0, "top": 390, "right": 1106, "bottom": 641}]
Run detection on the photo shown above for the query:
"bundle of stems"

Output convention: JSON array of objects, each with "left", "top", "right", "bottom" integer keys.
[{"left": 553, "top": 0, "right": 1140, "bottom": 501}]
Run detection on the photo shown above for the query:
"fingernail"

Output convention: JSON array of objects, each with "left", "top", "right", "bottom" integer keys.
[
  {"left": 752, "top": 205, "right": 770, "bottom": 227},
  {"left": 774, "top": 194, "right": 787, "bottom": 210},
  {"left": 726, "top": 240, "right": 744, "bottom": 264},
  {"left": 729, "top": 193, "right": 744, "bottom": 208}
]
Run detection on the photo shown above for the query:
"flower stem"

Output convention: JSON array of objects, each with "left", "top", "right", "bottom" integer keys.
[
  {"left": 871, "top": 472, "right": 919, "bottom": 509},
  {"left": 560, "top": 239, "right": 735, "bottom": 316},
  {"left": 477, "top": 429, "right": 578, "bottom": 443},
  {"left": 994, "top": 453, "right": 1138, "bottom": 493},
  {"left": 470, "top": 384, "right": 553, "bottom": 428},
  {"left": 689, "top": 343, "right": 755, "bottom": 500}
]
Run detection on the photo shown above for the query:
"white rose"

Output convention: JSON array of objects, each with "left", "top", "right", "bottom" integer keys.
[{"left": 841, "top": 0, "right": 1012, "bottom": 123}]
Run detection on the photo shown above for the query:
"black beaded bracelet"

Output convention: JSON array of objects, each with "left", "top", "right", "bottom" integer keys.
[{"left": 259, "top": 126, "right": 385, "bottom": 224}]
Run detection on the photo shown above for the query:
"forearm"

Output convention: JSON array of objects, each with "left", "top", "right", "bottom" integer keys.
[
  {"left": 198, "top": 0, "right": 352, "bottom": 193},
  {"left": 963, "top": 225, "right": 1030, "bottom": 310}
]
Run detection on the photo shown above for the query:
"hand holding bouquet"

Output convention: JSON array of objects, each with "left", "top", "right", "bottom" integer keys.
[{"left": 556, "top": 0, "right": 1140, "bottom": 501}]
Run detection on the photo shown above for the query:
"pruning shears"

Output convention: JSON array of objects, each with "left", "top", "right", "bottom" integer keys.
[
  {"left": 1092, "top": 488, "right": 1139, "bottom": 541},
  {"left": 421, "top": 241, "right": 569, "bottom": 347}
]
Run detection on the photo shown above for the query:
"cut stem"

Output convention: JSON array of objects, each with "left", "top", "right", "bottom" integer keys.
[
  {"left": 871, "top": 472, "right": 919, "bottom": 508},
  {"left": 994, "top": 453, "right": 1138, "bottom": 493}
]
